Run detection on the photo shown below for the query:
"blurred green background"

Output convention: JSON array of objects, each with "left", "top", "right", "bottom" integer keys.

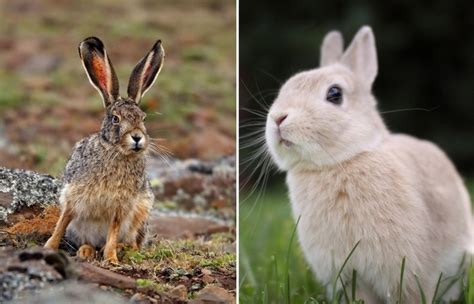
[
  {"left": 239, "top": 1, "right": 474, "bottom": 302},
  {"left": 0, "top": 0, "right": 235, "bottom": 176}
]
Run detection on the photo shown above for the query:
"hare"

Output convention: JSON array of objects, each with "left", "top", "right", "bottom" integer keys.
[
  {"left": 44, "top": 37, "right": 164, "bottom": 264},
  {"left": 265, "top": 26, "right": 473, "bottom": 303}
]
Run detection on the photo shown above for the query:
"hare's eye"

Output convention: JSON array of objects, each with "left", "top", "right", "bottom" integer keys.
[
  {"left": 112, "top": 115, "right": 120, "bottom": 124},
  {"left": 326, "top": 86, "right": 343, "bottom": 105}
]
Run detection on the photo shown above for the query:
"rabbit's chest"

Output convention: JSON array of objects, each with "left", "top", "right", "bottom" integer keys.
[
  {"left": 285, "top": 170, "right": 389, "bottom": 282},
  {"left": 287, "top": 171, "right": 363, "bottom": 245}
]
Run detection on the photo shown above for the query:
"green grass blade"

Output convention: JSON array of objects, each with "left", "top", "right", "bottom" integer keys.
[
  {"left": 466, "top": 259, "right": 474, "bottom": 304},
  {"left": 263, "top": 284, "right": 268, "bottom": 304},
  {"left": 340, "top": 277, "right": 350, "bottom": 303},
  {"left": 438, "top": 272, "right": 464, "bottom": 299},
  {"left": 352, "top": 269, "right": 357, "bottom": 301},
  {"left": 398, "top": 256, "right": 406, "bottom": 304},
  {"left": 287, "top": 273, "right": 291, "bottom": 304},
  {"left": 331, "top": 240, "right": 361, "bottom": 304},
  {"left": 272, "top": 255, "right": 279, "bottom": 301},
  {"left": 240, "top": 246, "right": 257, "bottom": 288},
  {"left": 285, "top": 215, "right": 301, "bottom": 304},
  {"left": 414, "top": 275, "right": 427, "bottom": 304},
  {"left": 435, "top": 252, "right": 467, "bottom": 300},
  {"left": 431, "top": 272, "right": 442, "bottom": 304}
]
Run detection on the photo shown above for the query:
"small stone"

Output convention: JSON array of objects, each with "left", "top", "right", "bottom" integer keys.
[
  {"left": 130, "top": 292, "right": 150, "bottom": 304},
  {"left": 179, "top": 276, "right": 190, "bottom": 283},
  {"left": 176, "top": 268, "right": 188, "bottom": 276},
  {"left": 169, "top": 284, "right": 187, "bottom": 300},
  {"left": 201, "top": 274, "right": 214, "bottom": 284},
  {"left": 191, "top": 285, "right": 235, "bottom": 304},
  {"left": 201, "top": 268, "right": 212, "bottom": 275}
]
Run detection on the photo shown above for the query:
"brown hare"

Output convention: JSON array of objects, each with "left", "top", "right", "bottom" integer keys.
[
  {"left": 44, "top": 37, "right": 164, "bottom": 264},
  {"left": 265, "top": 26, "right": 473, "bottom": 303}
]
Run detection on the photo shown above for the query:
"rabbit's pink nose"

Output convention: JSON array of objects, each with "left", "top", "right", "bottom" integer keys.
[{"left": 275, "top": 114, "right": 288, "bottom": 126}]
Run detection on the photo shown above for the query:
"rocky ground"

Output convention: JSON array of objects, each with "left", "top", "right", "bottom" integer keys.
[{"left": 0, "top": 157, "right": 236, "bottom": 303}]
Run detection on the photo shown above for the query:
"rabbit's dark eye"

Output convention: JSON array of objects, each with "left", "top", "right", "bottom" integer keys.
[
  {"left": 326, "top": 85, "right": 343, "bottom": 105},
  {"left": 112, "top": 115, "right": 120, "bottom": 124}
]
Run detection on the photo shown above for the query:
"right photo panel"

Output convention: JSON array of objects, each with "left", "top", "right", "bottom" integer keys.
[{"left": 239, "top": 1, "right": 474, "bottom": 303}]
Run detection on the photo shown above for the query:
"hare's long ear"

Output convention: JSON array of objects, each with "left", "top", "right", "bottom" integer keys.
[
  {"left": 341, "top": 26, "right": 378, "bottom": 89},
  {"left": 127, "top": 40, "right": 164, "bottom": 104},
  {"left": 320, "top": 31, "right": 343, "bottom": 67},
  {"left": 78, "top": 37, "right": 119, "bottom": 108}
]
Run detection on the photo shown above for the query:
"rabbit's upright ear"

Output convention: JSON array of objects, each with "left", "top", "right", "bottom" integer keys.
[
  {"left": 320, "top": 31, "right": 343, "bottom": 67},
  {"left": 341, "top": 26, "right": 378, "bottom": 89},
  {"left": 78, "top": 37, "right": 119, "bottom": 108},
  {"left": 127, "top": 40, "right": 164, "bottom": 104}
]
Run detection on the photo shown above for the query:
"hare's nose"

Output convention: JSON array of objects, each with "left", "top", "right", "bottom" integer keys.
[
  {"left": 132, "top": 135, "right": 142, "bottom": 143},
  {"left": 275, "top": 114, "right": 288, "bottom": 126}
]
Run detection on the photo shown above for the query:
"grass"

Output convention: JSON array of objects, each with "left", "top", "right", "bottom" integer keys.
[
  {"left": 239, "top": 187, "right": 324, "bottom": 303},
  {"left": 239, "top": 180, "right": 474, "bottom": 303},
  {"left": 121, "top": 235, "right": 236, "bottom": 271}
]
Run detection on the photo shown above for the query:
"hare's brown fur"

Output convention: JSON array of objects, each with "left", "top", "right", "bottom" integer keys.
[{"left": 45, "top": 37, "right": 164, "bottom": 264}]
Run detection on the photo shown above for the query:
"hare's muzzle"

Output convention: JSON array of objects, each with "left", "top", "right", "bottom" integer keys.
[{"left": 127, "top": 132, "right": 147, "bottom": 152}]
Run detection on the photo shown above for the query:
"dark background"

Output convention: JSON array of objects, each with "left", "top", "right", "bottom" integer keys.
[{"left": 239, "top": 0, "right": 474, "bottom": 185}]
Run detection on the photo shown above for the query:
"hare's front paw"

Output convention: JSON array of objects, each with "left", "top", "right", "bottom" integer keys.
[
  {"left": 44, "top": 237, "right": 60, "bottom": 250},
  {"left": 77, "top": 244, "right": 96, "bottom": 261},
  {"left": 104, "top": 246, "right": 119, "bottom": 264}
]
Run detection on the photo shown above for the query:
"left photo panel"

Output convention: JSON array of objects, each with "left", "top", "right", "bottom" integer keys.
[{"left": 0, "top": 1, "right": 236, "bottom": 303}]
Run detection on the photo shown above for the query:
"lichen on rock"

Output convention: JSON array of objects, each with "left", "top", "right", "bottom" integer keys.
[{"left": 0, "top": 167, "right": 61, "bottom": 223}]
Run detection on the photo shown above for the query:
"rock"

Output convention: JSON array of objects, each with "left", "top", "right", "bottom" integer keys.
[
  {"left": 77, "top": 262, "right": 136, "bottom": 290},
  {"left": 0, "top": 247, "right": 72, "bottom": 302},
  {"left": 129, "top": 292, "right": 151, "bottom": 304},
  {"left": 190, "top": 285, "right": 235, "bottom": 304},
  {"left": 0, "top": 247, "right": 189, "bottom": 303},
  {"left": 148, "top": 215, "right": 231, "bottom": 239},
  {"left": 0, "top": 167, "right": 61, "bottom": 223},
  {"left": 13, "top": 281, "right": 128, "bottom": 304},
  {"left": 169, "top": 284, "right": 187, "bottom": 300},
  {"left": 201, "top": 274, "right": 214, "bottom": 284},
  {"left": 147, "top": 156, "right": 236, "bottom": 220},
  {"left": 201, "top": 269, "right": 212, "bottom": 275}
]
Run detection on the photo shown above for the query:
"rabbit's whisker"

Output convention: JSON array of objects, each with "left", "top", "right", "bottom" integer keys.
[
  {"left": 380, "top": 106, "right": 439, "bottom": 114},
  {"left": 241, "top": 107, "right": 268, "bottom": 118},
  {"left": 241, "top": 80, "right": 271, "bottom": 111},
  {"left": 257, "top": 68, "right": 285, "bottom": 85}
]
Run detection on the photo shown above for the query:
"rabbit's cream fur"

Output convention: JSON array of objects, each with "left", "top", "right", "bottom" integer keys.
[{"left": 265, "top": 26, "right": 473, "bottom": 303}]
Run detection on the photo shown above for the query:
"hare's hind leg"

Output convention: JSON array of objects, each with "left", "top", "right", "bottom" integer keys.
[
  {"left": 44, "top": 206, "right": 74, "bottom": 250},
  {"left": 135, "top": 221, "right": 148, "bottom": 248},
  {"left": 104, "top": 214, "right": 122, "bottom": 264},
  {"left": 77, "top": 244, "right": 96, "bottom": 260},
  {"left": 127, "top": 200, "right": 151, "bottom": 249}
]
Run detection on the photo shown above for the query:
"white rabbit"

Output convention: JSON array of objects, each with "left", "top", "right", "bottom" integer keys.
[{"left": 265, "top": 25, "right": 473, "bottom": 303}]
